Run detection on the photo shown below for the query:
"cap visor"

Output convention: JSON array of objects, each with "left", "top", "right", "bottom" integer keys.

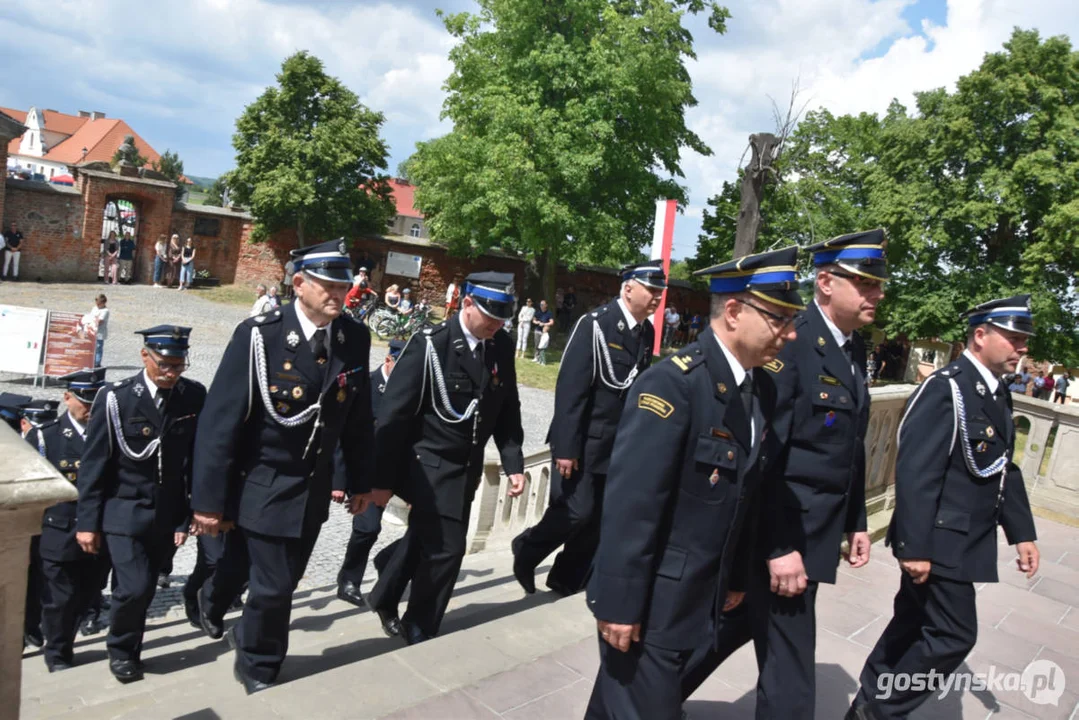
[
  {"left": 749, "top": 288, "right": 806, "bottom": 311},
  {"left": 304, "top": 268, "right": 354, "bottom": 284}
]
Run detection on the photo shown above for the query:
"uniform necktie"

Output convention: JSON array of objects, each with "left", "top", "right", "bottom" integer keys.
[
  {"left": 156, "top": 389, "right": 171, "bottom": 412},
  {"left": 739, "top": 375, "right": 754, "bottom": 419},
  {"left": 311, "top": 328, "right": 329, "bottom": 364}
]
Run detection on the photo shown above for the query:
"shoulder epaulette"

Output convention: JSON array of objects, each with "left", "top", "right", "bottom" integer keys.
[
  {"left": 590, "top": 305, "right": 610, "bottom": 319},
  {"left": 423, "top": 322, "right": 450, "bottom": 336},
  {"left": 938, "top": 363, "right": 963, "bottom": 378},
  {"left": 245, "top": 309, "right": 284, "bottom": 327},
  {"left": 111, "top": 377, "right": 133, "bottom": 389},
  {"left": 670, "top": 348, "right": 705, "bottom": 374}
]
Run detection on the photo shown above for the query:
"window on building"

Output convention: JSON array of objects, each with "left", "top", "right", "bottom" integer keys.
[{"left": 410, "top": 223, "right": 421, "bottom": 238}]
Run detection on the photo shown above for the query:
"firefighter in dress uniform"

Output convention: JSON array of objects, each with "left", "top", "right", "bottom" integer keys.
[
  {"left": 28, "top": 369, "right": 107, "bottom": 671},
  {"left": 366, "top": 272, "right": 526, "bottom": 645},
  {"left": 189, "top": 239, "right": 376, "bottom": 694},
  {"left": 75, "top": 327, "right": 206, "bottom": 684},
  {"left": 585, "top": 247, "right": 803, "bottom": 719},
  {"left": 511, "top": 262, "right": 665, "bottom": 597},
  {"left": 846, "top": 295, "right": 1040, "bottom": 719}
]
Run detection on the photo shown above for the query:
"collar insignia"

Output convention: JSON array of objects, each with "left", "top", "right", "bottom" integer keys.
[{"left": 286, "top": 330, "right": 300, "bottom": 348}]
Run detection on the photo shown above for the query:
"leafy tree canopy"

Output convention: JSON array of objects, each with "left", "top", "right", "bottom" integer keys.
[
  {"left": 407, "top": 0, "right": 729, "bottom": 301},
  {"left": 203, "top": 176, "right": 228, "bottom": 208},
  {"left": 696, "top": 28, "right": 1079, "bottom": 362},
  {"left": 227, "top": 51, "right": 395, "bottom": 246}
]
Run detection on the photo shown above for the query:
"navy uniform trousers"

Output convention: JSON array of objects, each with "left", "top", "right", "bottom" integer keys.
[
  {"left": 40, "top": 552, "right": 100, "bottom": 664},
  {"left": 105, "top": 528, "right": 177, "bottom": 661},
  {"left": 337, "top": 502, "right": 384, "bottom": 587}
]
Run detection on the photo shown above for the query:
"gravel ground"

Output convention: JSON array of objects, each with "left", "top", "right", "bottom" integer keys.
[{"left": 1, "top": 280, "right": 554, "bottom": 620}]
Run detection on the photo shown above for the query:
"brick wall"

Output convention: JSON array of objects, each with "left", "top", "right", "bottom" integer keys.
[
  {"left": 0, "top": 143, "right": 7, "bottom": 229},
  {"left": 2, "top": 180, "right": 86, "bottom": 281},
  {"left": 170, "top": 208, "right": 248, "bottom": 283},
  {"left": 234, "top": 225, "right": 297, "bottom": 288}
]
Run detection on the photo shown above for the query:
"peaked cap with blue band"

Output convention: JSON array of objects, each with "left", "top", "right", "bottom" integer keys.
[
  {"left": 0, "top": 392, "right": 32, "bottom": 430},
  {"left": 388, "top": 339, "right": 406, "bottom": 358},
  {"left": 620, "top": 260, "right": 667, "bottom": 290},
  {"left": 805, "top": 228, "right": 888, "bottom": 281},
  {"left": 693, "top": 245, "right": 805, "bottom": 311},
  {"left": 19, "top": 399, "right": 60, "bottom": 426},
  {"left": 463, "top": 271, "right": 517, "bottom": 321},
  {"left": 962, "top": 294, "right": 1035, "bottom": 336},
  {"left": 135, "top": 325, "right": 192, "bottom": 358},
  {"left": 288, "top": 238, "right": 354, "bottom": 284},
  {"left": 59, "top": 367, "right": 108, "bottom": 403}
]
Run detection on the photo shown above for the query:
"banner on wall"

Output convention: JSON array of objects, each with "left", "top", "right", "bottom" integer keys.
[
  {"left": 42, "top": 310, "right": 96, "bottom": 378},
  {"left": 385, "top": 250, "right": 423, "bottom": 280},
  {"left": 0, "top": 305, "right": 49, "bottom": 375}
]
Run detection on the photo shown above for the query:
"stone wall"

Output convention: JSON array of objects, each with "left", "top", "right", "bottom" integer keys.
[{"left": 2, "top": 180, "right": 85, "bottom": 281}]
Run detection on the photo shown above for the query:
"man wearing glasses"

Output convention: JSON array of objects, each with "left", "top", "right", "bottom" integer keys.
[
  {"left": 681, "top": 230, "right": 887, "bottom": 718},
  {"left": 75, "top": 326, "right": 206, "bottom": 684},
  {"left": 586, "top": 247, "right": 803, "bottom": 719}
]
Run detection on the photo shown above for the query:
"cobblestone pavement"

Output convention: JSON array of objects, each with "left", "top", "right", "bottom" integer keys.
[{"left": 1, "top": 281, "right": 556, "bottom": 620}]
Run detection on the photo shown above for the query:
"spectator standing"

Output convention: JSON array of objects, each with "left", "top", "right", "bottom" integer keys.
[
  {"left": 1043, "top": 373, "right": 1055, "bottom": 401},
  {"left": 152, "top": 235, "right": 168, "bottom": 287},
  {"left": 1055, "top": 373, "right": 1071, "bottom": 404},
  {"left": 532, "top": 300, "right": 554, "bottom": 360},
  {"left": 688, "top": 312, "right": 702, "bottom": 342},
  {"left": 1033, "top": 372, "right": 1046, "bottom": 399},
  {"left": 118, "top": 233, "right": 136, "bottom": 283},
  {"left": 266, "top": 286, "right": 280, "bottom": 309},
  {"left": 384, "top": 284, "right": 401, "bottom": 309},
  {"left": 663, "top": 305, "right": 680, "bottom": 347},
  {"left": 559, "top": 285, "right": 577, "bottom": 332},
  {"left": 104, "top": 232, "right": 120, "bottom": 285},
  {"left": 178, "top": 238, "right": 196, "bottom": 291},
  {"left": 166, "top": 235, "right": 182, "bottom": 288},
  {"left": 79, "top": 295, "right": 110, "bottom": 368},
  {"left": 445, "top": 276, "right": 461, "bottom": 317},
  {"left": 516, "top": 299, "right": 536, "bottom": 359},
  {"left": 536, "top": 326, "right": 551, "bottom": 365},
  {"left": 249, "top": 284, "right": 272, "bottom": 317},
  {"left": 3, "top": 221, "right": 23, "bottom": 279}
]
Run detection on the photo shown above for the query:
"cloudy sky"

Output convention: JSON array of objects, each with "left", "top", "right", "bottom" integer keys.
[{"left": 2, "top": 0, "right": 1076, "bottom": 259}]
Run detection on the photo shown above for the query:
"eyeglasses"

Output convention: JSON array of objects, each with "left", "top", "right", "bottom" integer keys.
[
  {"left": 736, "top": 298, "right": 800, "bottom": 330},
  {"left": 146, "top": 350, "right": 190, "bottom": 374}
]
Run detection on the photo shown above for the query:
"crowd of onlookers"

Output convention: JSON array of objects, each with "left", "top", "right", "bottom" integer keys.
[{"left": 1009, "top": 368, "right": 1072, "bottom": 403}]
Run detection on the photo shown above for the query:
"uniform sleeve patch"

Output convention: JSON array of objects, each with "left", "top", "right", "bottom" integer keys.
[
  {"left": 763, "top": 359, "right": 784, "bottom": 373},
  {"left": 638, "top": 393, "right": 674, "bottom": 419}
]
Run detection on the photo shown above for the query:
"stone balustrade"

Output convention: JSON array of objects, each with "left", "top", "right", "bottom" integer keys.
[
  {"left": 0, "top": 423, "right": 78, "bottom": 720},
  {"left": 466, "top": 383, "right": 1079, "bottom": 555}
]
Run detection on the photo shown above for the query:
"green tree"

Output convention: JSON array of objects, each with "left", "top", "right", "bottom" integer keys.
[
  {"left": 151, "top": 149, "right": 187, "bottom": 200},
  {"left": 204, "top": 176, "right": 228, "bottom": 207},
  {"left": 407, "top": 0, "right": 729, "bottom": 304},
  {"left": 227, "top": 51, "right": 395, "bottom": 246},
  {"left": 695, "top": 29, "right": 1079, "bottom": 362}
]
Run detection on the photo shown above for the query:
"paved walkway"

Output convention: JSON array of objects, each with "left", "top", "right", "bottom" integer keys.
[{"left": 1, "top": 281, "right": 555, "bottom": 619}]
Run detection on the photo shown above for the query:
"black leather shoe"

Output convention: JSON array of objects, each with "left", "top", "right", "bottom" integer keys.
[
  {"left": 845, "top": 704, "right": 878, "bottom": 720},
  {"left": 197, "top": 587, "right": 224, "bottom": 640},
  {"left": 24, "top": 628, "right": 44, "bottom": 649},
  {"left": 184, "top": 594, "right": 200, "bottom": 629},
  {"left": 233, "top": 655, "right": 273, "bottom": 695},
  {"left": 511, "top": 536, "right": 536, "bottom": 594},
  {"left": 109, "top": 658, "right": 144, "bottom": 683},
  {"left": 545, "top": 576, "right": 576, "bottom": 597},
  {"left": 157, "top": 573, "right": 171, "bottom": 589},
  {"left": 45, "top": 657, "right": 73, "bottom": 673},
  {"left": 375, "top": 608, "right": 402, "bottom": 638},
  {"left": 402, "top": 621, "right": 430, "bottom": 646},
  {"left": 337, "top": 581, "right": 367, "bottom": 608}
]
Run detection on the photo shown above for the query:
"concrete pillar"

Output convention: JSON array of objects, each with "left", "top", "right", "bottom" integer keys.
[{"left": 0, "top": 424, "right": 78, "bottom": 720}]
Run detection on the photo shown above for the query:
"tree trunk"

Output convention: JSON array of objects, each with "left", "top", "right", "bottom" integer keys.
[
  {"left": 540, "top": 246, "right": 558, "bottom": 311},
  {"left": 297, "top": 215, "right": 306, "bottom": 248},
  {"left": 733, "top": 133, "right": 781, "bottom": 259}
]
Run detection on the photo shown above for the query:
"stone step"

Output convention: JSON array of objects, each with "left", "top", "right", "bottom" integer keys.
[{"left": 20, "top": 548, "right": 574, "bottom": 720}]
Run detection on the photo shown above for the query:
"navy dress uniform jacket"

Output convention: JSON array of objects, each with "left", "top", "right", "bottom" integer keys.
[
  {"left": 375, "top": 318, "right": 525, "bottom": 521},
  {"left": 763, "top": 302, "right": 869, "bottom": 582},
  {"left": 77, "top": 373, "right": 206, "bottom": 536},
  {"left": 191, "top": 302, "right": 375, "bottom": 538},
  {"left": 547, "top": 300, "right": 654, "bottom": 475},
  {"left": 30, "top": 414, "right": 88, "bottom": 562},
  {"left": 587, "top": 328, "right": 781, "bottom": 650},
  {"left": 886, "top": 354, "right": 1037, "bottom": 582}
]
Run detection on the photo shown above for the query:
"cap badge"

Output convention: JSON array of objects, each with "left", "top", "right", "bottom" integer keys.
[
  {"left": 338, "top": 241, "right": 347, "bottom": 254},
  {"left": 286, "top": 331, "right": 300, "bottom": 348}
]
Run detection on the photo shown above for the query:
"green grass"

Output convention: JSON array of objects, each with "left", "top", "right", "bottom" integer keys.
[{"left": 188, "top": 283, "right": 259, "bottom": 307}]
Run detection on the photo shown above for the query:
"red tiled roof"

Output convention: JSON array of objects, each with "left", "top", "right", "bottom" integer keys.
[
  {"left": 1, "top": 107, "right": 162, "bottom": 171},
  {"left": 389, "top": 178, "right": 422, "bottom": 218}
]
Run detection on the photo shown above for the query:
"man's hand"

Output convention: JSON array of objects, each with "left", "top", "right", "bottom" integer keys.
[
  {"left": 369, "top": 488, "right": 393, "bottom": 508},
  {"left": 597, "top": 620, "right": 640, "bottom": 653},
  {"left": 348, "top": 494, "right": 370, "bottom": 516},
  {"left": 846, "top": 531, "right": 872, "bottom": 568},
  {"left": 723, "top": 591, "right": 745, "bottom": 612},
  {"left": 331, "top": 490, "right": 346, "bottom": 504},
  {"left": 191, "top": 511, "right": 223, "bottom": 537},
  {"left": 76, "top": 531, "right": 101, "bottom": 555},
  {"left": 555, "top": 458, "right": 578, "bottom": 479},
  {"left": 768, "top": 551, "right": 809, "bottom": 597},
  {"left": 900, "top": 558, "right": 932, "bottom": 584},
  {"left": 1016, "top": 541, "right": 1040, "bottom": 579},
  {"left": 507, "top": 473, "right": 526, "bottom": 498},
  {"left": 174, "top": 532, "right": 188, "bottom": 547}
]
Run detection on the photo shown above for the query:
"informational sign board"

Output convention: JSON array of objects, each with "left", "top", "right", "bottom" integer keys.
[
  {"left": 43, "top": 310, "right": 96, "bottom": 378},
  {"left": 386, "top": 250, "right": 423, "bottom": 280},
  {"left": 0, "top": 305, "right": 48, "bottom": 375}
]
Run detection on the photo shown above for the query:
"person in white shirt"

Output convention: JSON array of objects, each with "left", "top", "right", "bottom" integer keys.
[
  {"left": 249, "top": 284, "right": 273, "bottom": 317},
  {"left": 79, "top": 294, "right": 110, "bottom": 367},
  {"left": 516, "top": 298, "right": 536, "bottom": 358}
]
